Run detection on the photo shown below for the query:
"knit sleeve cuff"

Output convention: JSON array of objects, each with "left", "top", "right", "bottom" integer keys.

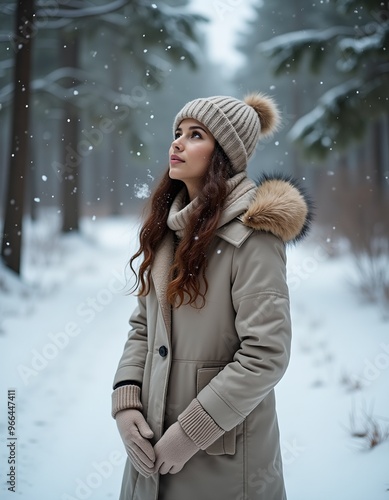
[
  {"left": 111, "top": 384, "right": 142, "bottom": 418},
  {"left": 178, "top": 398, "right": 224, "bottom": 450}
]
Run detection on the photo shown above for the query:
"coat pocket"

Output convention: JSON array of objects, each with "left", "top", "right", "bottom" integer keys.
[{"left": 196, "top": 367, "right": 236, "bottom": 456}]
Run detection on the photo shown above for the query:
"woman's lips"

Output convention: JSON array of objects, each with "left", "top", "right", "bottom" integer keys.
[{"left": 170, "top": 155, "right": 184, "bottom": 164}]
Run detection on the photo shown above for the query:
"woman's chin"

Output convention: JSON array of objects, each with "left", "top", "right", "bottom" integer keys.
[{"left": 168, "top": 168, "right": 182, "bottom": 181}]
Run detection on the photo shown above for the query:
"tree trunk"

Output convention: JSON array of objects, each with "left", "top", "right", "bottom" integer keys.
[
  {"left": 1, "top": 0, "right": 35, "bottom": 274},
  {"left": 28, "top": 160, "right": 38, "bottom": 221},
  {"left": 110, "top": 57, "right": 121, "bottom": 215},
  {"left": 383, "top": 113, "right": 389, "bottom": 197},
  {"left": 60, "top": 29, "right": 80, "bottom": 233},
  {"left": 371, "top": 118, "right": 384, "bottom": 201}
]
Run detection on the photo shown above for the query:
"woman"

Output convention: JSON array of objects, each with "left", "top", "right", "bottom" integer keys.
[{"left": 111, "top": 93, "right": 312, "bottom": 500}]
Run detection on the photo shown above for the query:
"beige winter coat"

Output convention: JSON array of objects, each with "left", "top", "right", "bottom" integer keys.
[{"left": 113, "top": 174, "right": 311, "bottom": 500}]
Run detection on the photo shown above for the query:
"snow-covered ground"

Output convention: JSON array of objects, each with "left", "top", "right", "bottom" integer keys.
[{"left": 1, "top": 214, "right": 388, "bottom": 500}]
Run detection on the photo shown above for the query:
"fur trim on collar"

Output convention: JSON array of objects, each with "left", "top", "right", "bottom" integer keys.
[{"left": 241, "top": 173, "right": 314, "bottom": 243}]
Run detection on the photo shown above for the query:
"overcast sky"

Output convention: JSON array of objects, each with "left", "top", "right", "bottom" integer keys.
[{"left": 189, "top": 0, "right": 257, "bottom": 75}]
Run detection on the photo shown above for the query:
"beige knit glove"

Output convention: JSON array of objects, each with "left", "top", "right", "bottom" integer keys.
[
  {"left": 154, "top": 421, "right": 199, "bottom": 475},
  {"left": 112, "top": 384, "right": 155, "bottom": 477},
  {"left": 111, "top": 384, "right": 143, "bottom": 418},
  {"left": 116, "top": 409, "right": 156, "bottom": 477},
  {"left": 154, "top": 399, "right": 225, "bottom": 475}
]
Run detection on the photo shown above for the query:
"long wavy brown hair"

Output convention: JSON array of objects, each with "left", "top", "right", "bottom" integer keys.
[{"left": 130, "top": 142, "right": 234, "bottom": 307}]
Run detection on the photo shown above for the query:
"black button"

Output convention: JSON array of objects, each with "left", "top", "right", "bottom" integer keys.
[{"left": 158, "top": 346, "right": 168, "bottom": 357}]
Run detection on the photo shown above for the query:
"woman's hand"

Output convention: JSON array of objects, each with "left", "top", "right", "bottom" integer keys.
[
  {"left": 154, "top": 422, "right": 199, "bottom": 475},
  {"left": 116, "top": 409, "right": 155, "bottom": 477}
]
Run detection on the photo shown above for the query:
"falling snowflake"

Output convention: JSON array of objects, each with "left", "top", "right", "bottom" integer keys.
[{"left": 134, "top": 183, "right": 151, "bottom": 199}]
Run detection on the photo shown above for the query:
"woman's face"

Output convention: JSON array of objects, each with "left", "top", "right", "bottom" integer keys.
[{"left": 169, "top": 118, "right": 216, "bottom": 199}]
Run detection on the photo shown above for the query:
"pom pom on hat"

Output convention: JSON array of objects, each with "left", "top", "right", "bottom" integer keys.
[
  {"left": 173, "top": 92, "right": 281, "bottom": 173},
  {"left": 244, "top": 92, "right": 280, "bottom": 137}
]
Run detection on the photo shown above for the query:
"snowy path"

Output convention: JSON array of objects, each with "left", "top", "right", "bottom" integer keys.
[
  {"left": 1, "top": 218, "right": 137, "bottom": 500},
  {"left": 278, "top": 243, "right": 389, "bottom": 500},
  {"left": 1, "top": 217, "right": 388, "bottom": 500}
]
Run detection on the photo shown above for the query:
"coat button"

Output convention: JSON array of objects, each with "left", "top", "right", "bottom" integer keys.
[{"left": 158, "top": 345, "right": 168, "bottom": 357}]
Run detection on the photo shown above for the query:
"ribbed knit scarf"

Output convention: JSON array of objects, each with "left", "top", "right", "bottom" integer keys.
[{"left": 167, "top": 172, "right": 255, "bottom": 239}]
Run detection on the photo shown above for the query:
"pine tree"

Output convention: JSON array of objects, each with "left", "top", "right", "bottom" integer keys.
[
  {"left": 259, "top": 0, "right": 389, "bottom": 162},
  {"left": 0, "top": 0, "right": 206, "bottom": 274},
  {"left": 1, "top": 0, "right": 35, "bottom": 274},
  {"left": 235, "top": 0, "right": 341, "bottom": 176}
]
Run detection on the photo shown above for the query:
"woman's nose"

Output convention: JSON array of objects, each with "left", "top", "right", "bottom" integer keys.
[{"left": 172, "top": 138, "right": 183, "bottom": 150}]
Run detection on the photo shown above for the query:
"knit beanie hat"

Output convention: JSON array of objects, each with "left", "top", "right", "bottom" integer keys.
[{"left": 173, "top": 93, "right": 280, "bottom": 174}]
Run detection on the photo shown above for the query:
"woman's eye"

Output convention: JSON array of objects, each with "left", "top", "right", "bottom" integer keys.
[{"left": 174, "top": 130, "right": 202, "bottom": 140}]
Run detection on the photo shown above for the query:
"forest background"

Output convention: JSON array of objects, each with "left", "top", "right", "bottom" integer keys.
[
  {"left": 0, "top": 0, "right": 388, "bottom": 299},
  {"left": 1, "top": 1, "right": 389, "bottom": 499}
]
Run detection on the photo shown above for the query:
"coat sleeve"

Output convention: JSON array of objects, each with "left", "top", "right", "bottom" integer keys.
[
  {"left": 196, "top": 232, "right": 291, "bottom": 432},
  {"left": 113, "top": 294, "right": 148, "bottom": 388}
]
